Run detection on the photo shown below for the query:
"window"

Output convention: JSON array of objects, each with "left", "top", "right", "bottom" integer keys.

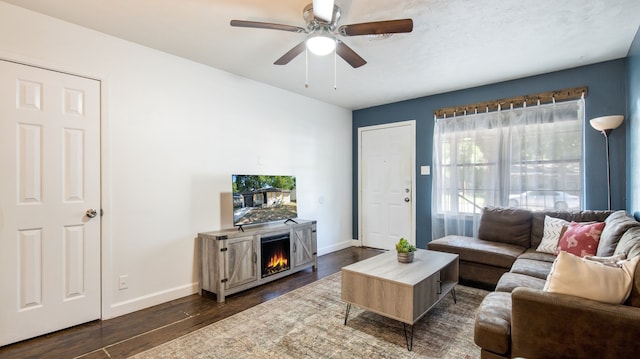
[{"left": 432, "top": 99, "right": 584, "bottom": 237}]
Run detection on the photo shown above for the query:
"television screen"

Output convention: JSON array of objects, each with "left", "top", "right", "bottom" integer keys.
[{"left": 232, "top": 174, "right": 297, "bottom": 227}]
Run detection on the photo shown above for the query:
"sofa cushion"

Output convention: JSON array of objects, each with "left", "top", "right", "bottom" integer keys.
[
  {"left": 544, "top": 251, "right": 640, "bottom": 304},
  {"left": 478, "top": 206, "right": 532, "bottom": 247},
  {"left": 628, "top": 254, "right": 640, "bottom": 307},
  {"left": 495, "top": 272, "right": 546, "bottom": 293},
  {"left": 614, "top": 226, "right": 640, "bottom": 259},
  {"left": 428, "top": 235, "right": 526, "bottom": 269},
  {"left": 615, "top": 227, "right": 640, "bottom": 307},
  {"left": 536, "top": 215, "right": 569, "bottom": 253},
  {"left": 598, "top": 210, "right": 640, "bottom": 257},
  {"left": 474, "top": 291, "right": 512, "bottom": 356},
  {"left": 555, "top": 221, "right": 605, "bottom": 257},
  {"left": 510, "top": 258, "right": 553, "bottom": 280},
  {"left": 517, "top": 249, "right": 557, "bottom": 263}
]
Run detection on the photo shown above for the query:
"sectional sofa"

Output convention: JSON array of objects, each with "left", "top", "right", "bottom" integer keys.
[{"left": 428, "top": 207, "right": 640, "bottom": 359}]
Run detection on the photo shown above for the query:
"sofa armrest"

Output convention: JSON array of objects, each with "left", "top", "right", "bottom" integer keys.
[{"left": 511, "top": 287, "right": 640, "bottom": 359}]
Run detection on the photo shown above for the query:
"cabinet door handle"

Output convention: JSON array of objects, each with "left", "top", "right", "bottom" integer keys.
[
  {"left": 293, "top": 243, "right": 297, "bottom": 253},
  {"left": 253, "top": 252, "right": 257, "bottom": 263}
]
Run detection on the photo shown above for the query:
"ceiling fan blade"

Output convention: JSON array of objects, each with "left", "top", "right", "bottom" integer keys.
[
  {"left": 274, "top": 41, "right": 307, "bottom": 65},
  {"left": 230, "top": 20, "right": 306, "bottom": 33},
  {"left": 338, "top": 19, "right": 413, "bottom": 36},
  {"left": 312, "top": 0, "right": 335, "bottom": 22},
  {"left": 336, "top": 41, "right": 366, "bottom": 68}
]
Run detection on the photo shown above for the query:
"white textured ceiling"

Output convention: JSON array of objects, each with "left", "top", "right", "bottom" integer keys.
[{"left": 4, "top": 0, "right": 640, "bottom": 110}]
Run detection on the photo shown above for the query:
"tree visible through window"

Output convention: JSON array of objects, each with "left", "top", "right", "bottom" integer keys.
[{"left": 432, "top": 99, "right": 584, "bottom": 238}]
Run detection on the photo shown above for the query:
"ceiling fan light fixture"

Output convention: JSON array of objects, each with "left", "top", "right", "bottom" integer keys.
[{"left": 306, "top": 33, "right": 336, "bottom": 56}]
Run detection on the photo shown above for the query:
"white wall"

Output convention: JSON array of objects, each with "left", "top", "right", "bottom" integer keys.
[{"left": 0, "top": 2, "right": 353, "bottom": 318}]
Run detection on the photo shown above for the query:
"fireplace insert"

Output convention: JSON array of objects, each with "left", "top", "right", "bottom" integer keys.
[{"left": 261, "top": 233, "right": 291, "bottom": 278}]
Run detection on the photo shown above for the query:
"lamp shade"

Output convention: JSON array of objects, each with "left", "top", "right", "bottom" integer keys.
[
  {"left": 306, "top": 33, "right": 336, "bottom": 56},
  {"left": 589, "top": 115, "right": 624, "bottom": 131}
]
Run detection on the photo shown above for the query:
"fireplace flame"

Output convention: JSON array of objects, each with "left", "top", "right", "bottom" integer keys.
[{"left": 267, "top": 252, "right": 288, "bottom": 269}]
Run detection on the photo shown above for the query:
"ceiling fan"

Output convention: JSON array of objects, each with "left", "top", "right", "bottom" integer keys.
[{"left": 230, "top": 0, "right": 413, "bottom": 68}]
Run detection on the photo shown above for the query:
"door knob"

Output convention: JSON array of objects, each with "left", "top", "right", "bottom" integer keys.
[
  {"left": 404, "top": 197, "right": 410, "bottom": 202},
  {"left": 86, "top": 209, "right": 98, "bottom": 218}
]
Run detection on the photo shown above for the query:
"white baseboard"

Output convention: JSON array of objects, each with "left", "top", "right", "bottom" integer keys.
[
  {"left": 317, "top": 238, "right": 358, "bottom": 256},
  {"left": 104, "top": 240, "right": 360, "bottom": 319},
  {"left": 104, "top": 282, "right": 199, "bottom": 319}
]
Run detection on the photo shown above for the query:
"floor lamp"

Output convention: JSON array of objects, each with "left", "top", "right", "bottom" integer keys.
[{"left": 589, "top": 115, "right": 624, "bottom": 210}]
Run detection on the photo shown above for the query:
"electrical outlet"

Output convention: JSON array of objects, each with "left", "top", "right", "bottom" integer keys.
[{"left": 119, "top": 275, "right": 129, "bottom": 290}]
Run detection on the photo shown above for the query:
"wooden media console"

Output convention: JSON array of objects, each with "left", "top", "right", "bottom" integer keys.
[{"left": 198, "top": 219, "right": 317, "bottom": 302}]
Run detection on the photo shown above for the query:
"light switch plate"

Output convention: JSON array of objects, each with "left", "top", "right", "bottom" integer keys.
[{"left": 420, "top": 166, "right": 431, "bottom": 175}]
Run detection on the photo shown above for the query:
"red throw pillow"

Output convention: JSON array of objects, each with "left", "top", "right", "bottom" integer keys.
[{"left": 555, "top": 221, "right": 605, "bottom": 257}]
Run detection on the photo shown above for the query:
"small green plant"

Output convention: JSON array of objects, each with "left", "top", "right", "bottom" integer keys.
[{"left": 395, "top": 237, "right": 416, "bottom": 253}]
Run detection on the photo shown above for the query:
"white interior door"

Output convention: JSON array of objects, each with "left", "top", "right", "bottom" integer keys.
[
  {"left": 359, "top": 121, "right": 415, "bottom": 250},
  {"left": 0, "top": 60, "right": 101, "bottom": 346}
]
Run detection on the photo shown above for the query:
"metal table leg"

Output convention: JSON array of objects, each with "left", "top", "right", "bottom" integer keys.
[
  {"left": 344, "top": 303, "right": 351, "bottom": 325},
  {"left": 403, "top": 323, "right": 414, "bottom": 351}
]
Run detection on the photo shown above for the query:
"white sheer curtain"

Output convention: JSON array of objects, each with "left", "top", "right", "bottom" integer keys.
[{"left": 431, "top": 98, "right": 585, "bottom": 239}]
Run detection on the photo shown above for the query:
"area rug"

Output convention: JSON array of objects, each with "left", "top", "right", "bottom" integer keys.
[{"left": 129, "top": 272, "right": 488, "bottom": 359}]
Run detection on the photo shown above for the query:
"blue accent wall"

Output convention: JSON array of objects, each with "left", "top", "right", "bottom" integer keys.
[
  {"left": 628, "top": 26, "right": 640, "bottom": 219},
  {"left": 353, "top": 60, "right": 628, "bottom": 248}
]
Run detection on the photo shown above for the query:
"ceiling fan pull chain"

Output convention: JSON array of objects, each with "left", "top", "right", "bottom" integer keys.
[
  {"left": 305, "top": 47, "right": 309, "bottom": 88},
  {"left": 334, "top": 48, "right": 337, "bottom": 90}
]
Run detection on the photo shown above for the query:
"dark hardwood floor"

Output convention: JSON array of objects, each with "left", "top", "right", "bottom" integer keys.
[{"left": 0, "top": 247, "right": 384, "bottom": 359}]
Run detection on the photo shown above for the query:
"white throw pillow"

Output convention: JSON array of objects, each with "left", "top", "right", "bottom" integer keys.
[
  {"left": 544, "top": 251, "right": 640, "bottom": 304},
  {"left": 537, "top": 216, "right": 569, "bottom": 254},
  {"left": 583, "top": 254, "right": 627, "bottom": 266}
]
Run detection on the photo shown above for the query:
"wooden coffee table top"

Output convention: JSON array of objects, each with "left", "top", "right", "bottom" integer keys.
[{"left": 341, "top": 249, "right": 458, "bottom": 286}]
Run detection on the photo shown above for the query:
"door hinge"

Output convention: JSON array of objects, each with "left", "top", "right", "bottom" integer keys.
[{"left": 221, "top": 247, "right": 228, "bottom": 252}]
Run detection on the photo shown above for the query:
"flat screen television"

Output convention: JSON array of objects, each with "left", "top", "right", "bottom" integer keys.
[{"left": 232, "top": 174, "right": 297, "bottom": 227}]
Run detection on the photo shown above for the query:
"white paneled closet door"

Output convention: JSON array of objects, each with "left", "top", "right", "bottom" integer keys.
[{"left": 0, "top": 60, "right": 101, "bottom": 346}]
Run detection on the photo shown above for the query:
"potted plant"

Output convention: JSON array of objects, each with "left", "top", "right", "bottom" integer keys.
[{"left": 395, "top": 237, "right": 416, "bottom": 263}]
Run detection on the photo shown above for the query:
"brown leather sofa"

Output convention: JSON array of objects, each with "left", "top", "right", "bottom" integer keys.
[{"left": 428, "top": 207, "right": 640, "bottom": 359}]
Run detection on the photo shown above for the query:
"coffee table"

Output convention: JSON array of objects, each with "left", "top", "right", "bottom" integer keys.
[{"left": 341, "top": 249, "right": 459, "bottom": 350}]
